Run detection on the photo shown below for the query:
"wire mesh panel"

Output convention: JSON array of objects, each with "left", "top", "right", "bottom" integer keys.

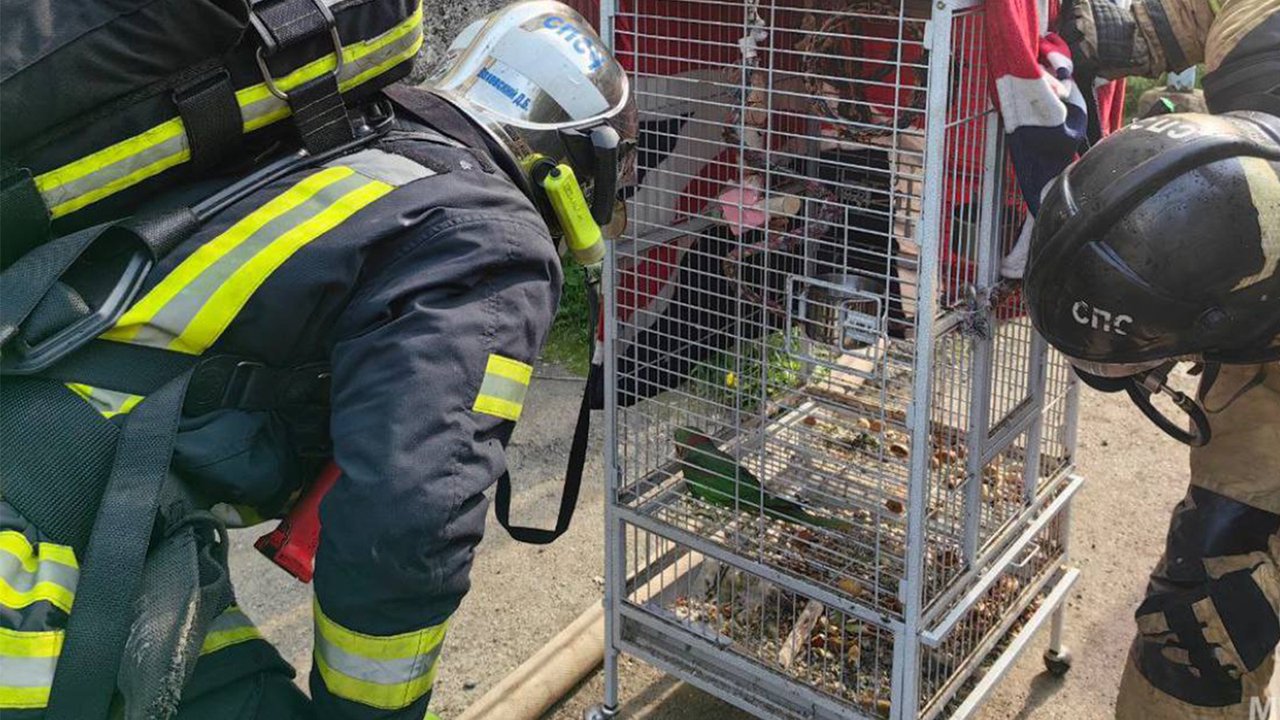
[{"left": 601, "top": 0, "right": 1081, "bottom": 717}]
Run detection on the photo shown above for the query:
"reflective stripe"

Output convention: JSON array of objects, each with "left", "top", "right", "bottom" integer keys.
[
  {"left": 65, "top": 382, "right": 145, "bottom": 418},
  {"left": 0, "top": 532, "right": 78, "bottom": 571},
  {"left": 200, "top": 606, "right": 264, "bottom": 655},
  {"left": 333, "top": 148, "right": 436, "bottom": 186},
  {"left": 36, "top": 121, "right": 191, "bottom": 219},
  {"left": 31, "top": 1, "right": 423, "bottom": 219},
  {"left": 0, "top": 533, "right": 78, "bottom": 614},
  {"left": 0, "top": 628, "right": 62, "bottom": 709},
  {"left": 313, "top": 599, "right": 446, "bottom": 710},
  {"left": 101, "top": 166, "right": 393, "bottom": 354},
  {"left": 241, "top": 6, "right": 426, "bottom": 133},
  {"left": 0, "top": 684, "right": 51, "bottom": 709},
  {"left": 473, "top": 354, "right": 533, "bottom": 421},
  {"left": 1231, "top": 156, "right": 1280, "bottom": 290}
]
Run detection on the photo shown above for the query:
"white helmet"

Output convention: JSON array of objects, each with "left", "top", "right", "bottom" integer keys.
[{"left": 426, "top": 1, "right": 636, "bottom": 236}]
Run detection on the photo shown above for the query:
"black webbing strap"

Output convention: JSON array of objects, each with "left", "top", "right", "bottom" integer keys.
[
  {"left": 0, "top": 223, "right": 113, "bottom": 349},
  {"left": 173, "top": 68, "right": 243, "bottom": 174},
  {"left": 495, "top": 370, "right": 593, "bottom": 545},
  {"left": 251, "top": 0, "right": 332, "bottom": 51},
  {"left": 494, "top": 278, "right": 600, "bottom": 544},
  {"left": 45, "top": 370, "right": 194, "bottom": 720},
  {"left": 251, "top": 0, "right": 355, "bottom": 153},
  {"left": 0, "top": 156, "right": 51, "bottom": 269},
  {"left": 40, "top": 341, "right": 332, "bottom": 416},
  {"left": 290, "top": 73, "right": 356, "bottom": 154}
]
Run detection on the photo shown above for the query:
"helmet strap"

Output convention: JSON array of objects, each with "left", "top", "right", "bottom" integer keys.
[{"left": 1124, "top": 361, "right": 1212, "bottom": 447}]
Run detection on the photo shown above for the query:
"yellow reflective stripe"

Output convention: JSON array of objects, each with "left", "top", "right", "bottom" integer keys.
[
  {"left": 0, "top": 685, "right": 50, "bottom": 710},
  {"left": 31, "top": 0, "right": 422, "bottom": 218},
  {"left": 65, "top": 382, "right": 145, "bottom": 418},
  {"left": 335, "top": 29, "right": 425, "bottom": 98},
  {"left": 242, "top": 4, "right": 426, "bottom": 132},
  {"left": 313, "top": 598, "right": 446, "bottom": 709},
  {"left": 0, "top": 529, "right": 78, "bottom": 613},
  {"left": 314, "top": 598, "right": 447, "bottom": 660},
  {"left": 103, "top": 166, "right": 356, "bottom": 344},
  {"left": 0, "top": 627, "right": 63, "bottom": 658},
  {"left": 33, "top": 118, "right": 185, "bottom": 201},
  {"left": 0, "top": 577, "right": 74, "bottom": 614},
  {"left": 46, "top": 146, "right": 190, "bottom": 219},
  {"left": 0, "top": 532, "right": 77, "bottom": 573},
  {"left": 171, "top": 177, "right": 392, "bottom": 354},
  {"left": 484, "top": 354, "right": 534, "bottom": 385},
  {"left": 473, "top": 354, "right": 532, "bottom": 421},
  {"left": 200, "top": 606, "right": 264, "bottom": 655},
  {"left": 473, "top": 395, "right": 524, "bottom": 421},
  {"left": 314, "top": 648, "right": 440, "bottom": 710}
]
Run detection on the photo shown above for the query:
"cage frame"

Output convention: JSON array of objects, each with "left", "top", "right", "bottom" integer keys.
[{"left": 593, "top": 0, "right": 1082, "bottom": 717}]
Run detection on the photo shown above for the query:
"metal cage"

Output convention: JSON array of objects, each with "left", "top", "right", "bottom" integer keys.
[{"left": 596, "top": 0, "right": 1082, "bottom": 717}]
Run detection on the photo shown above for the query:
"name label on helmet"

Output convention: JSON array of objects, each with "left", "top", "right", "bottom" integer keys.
[
  {"left": 477, "top": 66, "right": 532, "bottom": 110},
  {"left": 1073, "top": 300, "right": 1132, "bottom": 335},
  {"left": 1130, "top": 116, "right": 1201, "bottom": 140},
  {"left": 542, "top": 16, "right": 605, "bottom": 72}
]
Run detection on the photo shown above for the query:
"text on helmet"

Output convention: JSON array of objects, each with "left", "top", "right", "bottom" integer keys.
[
  {"left": 1072, "top": 300, "right": 1132, "bottom": 335},
  {"left": 542, "top": 16, "right": 605, "bottom": 71},
  {"left": 1129, "top": 116, "right": 1201, "bottom": 140}
]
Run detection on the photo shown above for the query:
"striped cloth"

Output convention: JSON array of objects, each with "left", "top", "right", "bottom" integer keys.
[{"left": 985, "top": 3, "right": 1089, "bottom": 216}]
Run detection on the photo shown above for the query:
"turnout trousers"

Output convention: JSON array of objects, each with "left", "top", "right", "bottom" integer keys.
[{"left": 1117, "top": 363, "right": 1280, "bottom": 719}]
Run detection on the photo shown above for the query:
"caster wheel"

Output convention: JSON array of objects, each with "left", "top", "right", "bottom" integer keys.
[
  {"left": 1043, "top": 647, "right": 1072, "bottom": 677},
  {"left": 583, "top": 704, "right": 619, "bottom": 720}
]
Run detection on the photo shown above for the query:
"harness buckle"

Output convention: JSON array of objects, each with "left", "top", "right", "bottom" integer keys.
[
  {"left": 1, "top": 248, "right": 153, "bottom": 375},
  {"left": 250, "top": 0, "right": 345, "bottom": 102}
]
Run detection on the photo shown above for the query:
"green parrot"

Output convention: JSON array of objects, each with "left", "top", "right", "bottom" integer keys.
[{"left": 673, "top": 427, "right": 854, "bottom": 532}]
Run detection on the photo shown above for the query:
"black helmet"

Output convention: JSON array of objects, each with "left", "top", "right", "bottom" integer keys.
[{"left": 1025, "top": 111, "right": 1280, "bottom": 446}]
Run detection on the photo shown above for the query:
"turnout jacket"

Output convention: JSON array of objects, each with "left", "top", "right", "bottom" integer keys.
[
  {"left": 0, "top": 90, "right": 562, "bottom": 719},
  {"left": 1067, "top": 0, "right": 1280, "bottom": 113}
]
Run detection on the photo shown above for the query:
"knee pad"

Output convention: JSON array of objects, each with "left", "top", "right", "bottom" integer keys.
[{"left": 1132, "top": 487, "right": 1280, "bottom": 706}]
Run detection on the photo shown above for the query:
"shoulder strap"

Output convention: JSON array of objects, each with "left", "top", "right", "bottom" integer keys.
[
  {"left": 0, "top": 156, "right": 51, "bottom": 268},
  {"left": 45, "top": 370, "right": 194, "bottom": 720}
]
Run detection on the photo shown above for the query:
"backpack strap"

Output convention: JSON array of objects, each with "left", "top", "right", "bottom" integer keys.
[
  {"left": 43, "top": 370, "right": 196, "bottom": 720},
  {"left": 173, "top": 67, "right": 244, "bottom": 174},
  {"left": 0, "top": 156, "right": 51, "bottom": 269},
  {"left": 250, "top": 0, "right": 356, "bottom": 154}
]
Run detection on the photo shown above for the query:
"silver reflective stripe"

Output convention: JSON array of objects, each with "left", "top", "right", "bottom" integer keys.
[
  {"left": 314, "top": 633, "right": 442, "bottom": 684},
  {"left": 333, "top": 149, "right": 435, "bottom": 187},
  {"left": 127, "top": 171, "right": 374, "bottom": 350},
  {"left": 0, "top": 551, "right": 78, "bottom": 595},
  {"left": 41, "top": 130, "right": 189, "bottom": 214},
  {"left": 66, "top": 384, "right": 143, "bottom": 418},
  {"left": 35, "top": 10, "right": 422, "bottom": 219},
  {"left": 477, "top": 373, "right": 528, "bottom": 406},
  {"left": 0, "top": 655, "right": 56, "bottom": 688}
]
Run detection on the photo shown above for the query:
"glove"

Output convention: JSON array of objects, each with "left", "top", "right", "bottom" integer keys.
[{"left": 1058, "top": 0, "right": 1163, "bottom": 80}]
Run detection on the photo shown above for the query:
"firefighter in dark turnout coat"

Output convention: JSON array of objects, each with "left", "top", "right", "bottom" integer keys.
[{"left": 0, "top": 3, "right": 633, "bottom": 718}]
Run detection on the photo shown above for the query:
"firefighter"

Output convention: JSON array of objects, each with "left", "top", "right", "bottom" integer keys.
[
  {"left": 1026, "top": 2, "right": 1279, "bottom": 716},
  {"left": 0, "top": 3, "right": 634, "bottom": 719}
]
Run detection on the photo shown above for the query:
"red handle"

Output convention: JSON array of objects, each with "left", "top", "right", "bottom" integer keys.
[{"left": 254, "top": 461, "right": 341, "bottom": 583}]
